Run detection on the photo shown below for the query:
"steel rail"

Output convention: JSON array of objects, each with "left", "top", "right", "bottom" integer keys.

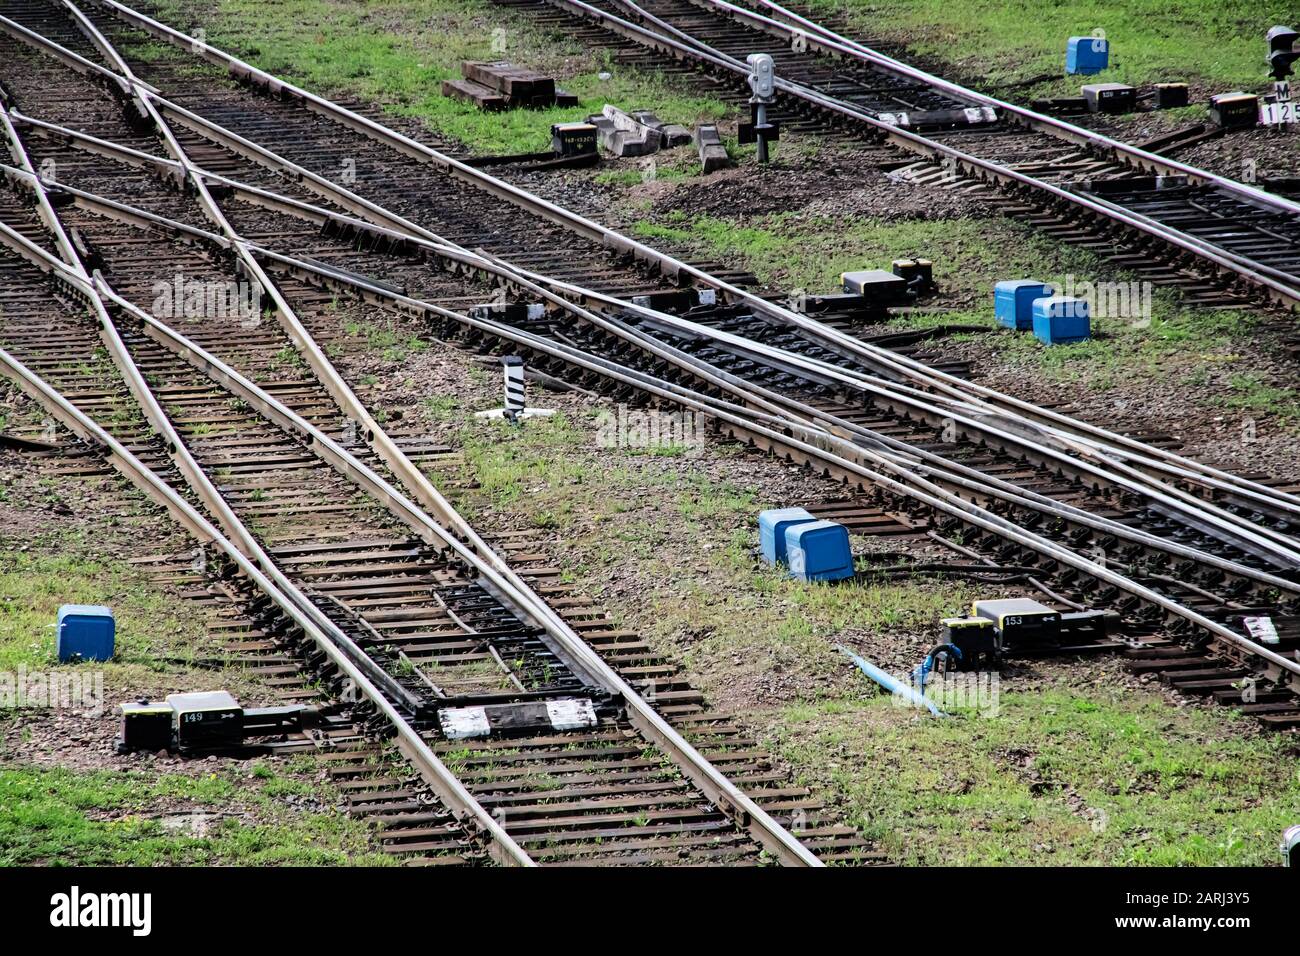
[
  {"left": 742, "top": 0, "right": 1300, "bottom": 216},
  {"left": 16, "top": 103, "right": 1300, "bottom": 536},
  {"left": 68, "top": 0, "right": 1300, "bottom": 516},
  {"left": 0, "top": 216, "right": 824, "bottom": 869},
  {"left": 9, "top": 53, "right": 1296, "bottom": 569},
  {"left": 60, "top": 0, "right": 531, "bottom": 579},
  {"left": 1, "top": 23, "right": 824, "bottom": 862},
  {"left": 0, "top": 344, "right": 535, "bottom": 866},
  {"left": 0, "top": 174, "right": 451, "bottom": 717},
  {"left": 32, "top": 130, "right": 1300, "bottom": 580},
  {"left": 513, "top": 0, "right": 1300, "bottom": 502},
  {"left": 502, "top": 260, "right": 1300, "bottom": 525},
  {"left": 231, "top": 241, "right": 1300, "bottom": 682},
  {"left": 495, "top": 264, "right": 1300, "bottom": 568},
  {"left": 11, "top": 165, "right": 1294, "bottom": 604},
  {"left": 12, "top": 82, "right": 1300, "bottom": 590},
  {"left": 4, "top": 199, "right": 838, "bottom": 865},
  {"left": 0, "top": 225, "right": 825, "bottom": 869},
  {"left": 527, "top": 0, "right": 1300, "bottom": 306},
  {"left": 12, "top": 1, "right": 1300, "bottom": 671},
  {"left": 30, "top": 67, "right": 1296, "bottom": 561},
  {"left": 38, "top": 5, "right": 616, "bottom": 685},
  {"left": 68, "top": 0, "right": 1300, "bottom": 522},
  {"left": 0, "top": 91, "right": 265, "bottom": 564},
  {"left": 640, "top": 0, "right": 1300, "bottom": 234},
  {"left": 506, "top": 267, "right": 1300, "bottom": 572}
]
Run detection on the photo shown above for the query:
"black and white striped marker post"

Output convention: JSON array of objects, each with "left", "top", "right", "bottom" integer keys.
[
  {"left": 475, "top": 355, "right": 555, "bottom": 423},
  {"left": 502, "top": 355, "right": 526, "bottom": 421}
]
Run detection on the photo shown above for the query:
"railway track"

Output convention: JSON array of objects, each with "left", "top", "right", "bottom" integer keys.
[
  {"left": 1, "top": 0, "right": 1299, "bottom": 867},
  {"left": 507, "top": 0, "right": 1300, "bottom": 315},
  {"left": 0, "top": 0, "right": 879, "bottom": 866},
  {"left": 5, "top": 0, "right": 1294, "bottom": 686}
]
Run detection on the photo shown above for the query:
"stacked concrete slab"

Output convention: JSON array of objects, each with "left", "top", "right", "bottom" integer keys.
[{"left": 442, "top": 61, "right": 577, "bottom": 110}]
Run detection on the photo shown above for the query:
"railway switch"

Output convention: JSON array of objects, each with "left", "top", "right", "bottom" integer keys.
[
  {"left": 1031, "top": 295, "right": 1091, "bottom": 345},
  {"left": 1066, "top": 36, "right": 1109, "bottom": 75},
  {"left": 1081, "top": 82, "right": 1137, "bottom": 114},
  {"left": 951, "top": 601, "right": 1110, "bottom": 656},
  {"left": 167, "top": 691, "right": 245, "bottom": 750},
  {"left": 759, "top": 507, "right": 818, "bottom": 566},
  {"left": 841, "top": 269, "right": 910, "bottom": 305},
  {"left": 56, "top": 604, "right": 115, "bottom": 663},
  {"left": 973, "top": 598, "right": 1062, "bottom": 648},
  {"left": 994, "top": 279, "right": 1053, "bottom": 330},
  {"left": 785, "top": 520, "right": 855, "bottom": 582}
]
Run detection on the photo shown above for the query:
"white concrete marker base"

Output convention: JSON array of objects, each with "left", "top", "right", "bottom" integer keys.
[{"left": 474, "top": 407, "right": 556, "bottom": 421}]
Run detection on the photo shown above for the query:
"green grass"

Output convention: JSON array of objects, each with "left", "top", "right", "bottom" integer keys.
[
  {"left": 145, "top": 0, "right": 729, "bottom": 155},
  {"left": 439, "top": 404, "right": 983, "bottom": 680},
  {"left": 817, "top": 0, "right": 1288, "bottom": 91},
  {"left": 1214, "top": 372, "right": 1300, "bottom": 423},
  {"left": 425, "top": 391, "right": 1300, "bottom": 866},
  {"left": 451, "top": 412, "right": 602, "bottom": 528},
  {"left": 630, "top": 210, "right": 1300, "bottom": 421},
  {"left": 775, "top": 683, "right": 1300, "bottom": 865},
  {"left": 0, "top": 538, "right": 209, "bottom": 672},
  {"left": 632, "top": 211, "right": 1072, "bottom": 298},
  {"left": 0, "top": 765, "right": 390, "bottom": 865}
]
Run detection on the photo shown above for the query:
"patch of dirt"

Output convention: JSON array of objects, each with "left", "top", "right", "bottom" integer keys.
[
  {"left": 655, "top": 152, "right": 981, "bottom": 221},
  {"left": 1078, "top": 111, "right": 1300, "bottom": 183},
  {"left": 509, "top": 139, "right": 991, "bottom": 227}
]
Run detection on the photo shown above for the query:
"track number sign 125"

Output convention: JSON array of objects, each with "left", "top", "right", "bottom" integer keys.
[{"left": 1261, "top": 100, "right": 1298, "bottom": 123}]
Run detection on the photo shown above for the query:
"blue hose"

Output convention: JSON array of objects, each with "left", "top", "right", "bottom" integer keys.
[{"left": 836, "top": 645, "right": 946, "bottom": 717}]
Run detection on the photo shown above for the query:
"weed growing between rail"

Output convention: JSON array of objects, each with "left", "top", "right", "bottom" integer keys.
[
  {"left": 0, "top": 472, "right": 395, "bottom": 865},
  {"left": 414, "top": 380, "right": 1300, "bottom": 867},
  {"left": 143, "top": 0, "right": 729, "bottom": 155},
  {"left": 630, "top": 211, "right": 1300, "bottom": 426}
]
